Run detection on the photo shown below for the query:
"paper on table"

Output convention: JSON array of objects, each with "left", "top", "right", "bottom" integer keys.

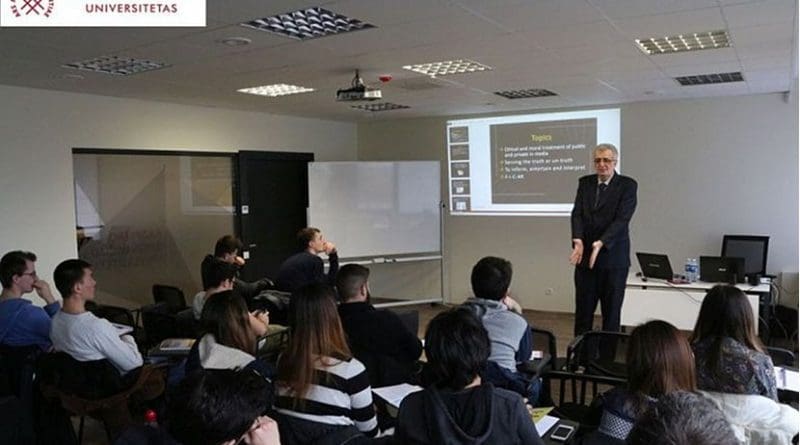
[
  {"left": 372, "top": 383, "right": 423, "bottom": 408},
  {"left": 535, "top": 415, "right": 560, "bottom": 436},
  {"left": 111, "top": 322, "right": 133, "bottom": 335},
  {"left": 530, "top": 406, "right": 553, "bottom": 424},
  {"left": 774, "top": 366, "right": 800, "bottom": 392}
]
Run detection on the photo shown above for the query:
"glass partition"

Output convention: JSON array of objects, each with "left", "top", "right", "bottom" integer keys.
[{"left": 73, "top": 151, "right": 235, "bottom": 309}]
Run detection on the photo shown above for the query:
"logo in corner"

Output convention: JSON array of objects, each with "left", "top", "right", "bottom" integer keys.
[{"left": 10, "top": 0, "right": 55, "bottom": 18}]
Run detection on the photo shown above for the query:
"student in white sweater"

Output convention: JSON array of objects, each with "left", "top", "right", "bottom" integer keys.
[{"left": 50, "top": 259, "right": 142, "bottom": 375}]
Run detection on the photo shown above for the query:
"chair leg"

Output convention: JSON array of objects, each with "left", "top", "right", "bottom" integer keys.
[{"left": 77, "top": 416, "right": 85, "bottom": 445}]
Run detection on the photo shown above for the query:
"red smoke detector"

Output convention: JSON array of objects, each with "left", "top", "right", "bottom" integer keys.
[{"left": 378, "top": 74, "right": 392, "bottom": 83}]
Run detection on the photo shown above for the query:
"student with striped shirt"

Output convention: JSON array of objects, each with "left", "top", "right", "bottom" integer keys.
[{"left": 274, "top": 284, "right": 381, "bottom": 445}]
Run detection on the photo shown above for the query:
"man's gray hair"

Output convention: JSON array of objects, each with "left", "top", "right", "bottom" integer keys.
[
  {"left": 594, "top": 143, "right": 618, "bottom": 158},
  {"left": 627, "top": 391, "right": 737, "bottom": 445}
]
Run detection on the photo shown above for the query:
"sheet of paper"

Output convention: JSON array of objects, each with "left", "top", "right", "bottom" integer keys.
[
  {"left": 159, "top": 338, "right": 195, "bottom": 351},
  {"left": 535, "top": 415, "right": 560, "bottom": 436},
  {"left": 111, "top": 322, "right": 133, "bottom": 335},
  {"left": 774, "top": 366, "right": 800, "bottom": 392},
  {"left": 530, "top": 406, "right": 553, "bottom": 424},
  {"left": 372, "top": 383, "right": 423, "bottom": 408}
]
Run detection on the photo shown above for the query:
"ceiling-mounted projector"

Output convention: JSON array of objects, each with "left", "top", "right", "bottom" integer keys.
[{"left": 336, "top": 69, "right": 382, "bottom": 101}]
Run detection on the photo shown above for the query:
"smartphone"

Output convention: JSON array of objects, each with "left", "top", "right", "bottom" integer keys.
[{"left": 549, "top": 424, "right": 575, "bottom": 442}]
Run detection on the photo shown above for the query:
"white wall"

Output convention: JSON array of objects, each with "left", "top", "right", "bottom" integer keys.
[
  {"left": 0, "top": 84, "right": 357, "bottom": 303},
  {"left": 358, "top": 93, "right": 799, "bottom": 312}
]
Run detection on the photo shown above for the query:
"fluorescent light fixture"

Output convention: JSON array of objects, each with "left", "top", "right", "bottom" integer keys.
[
  {"left": 63, "top": 56, "right": 167, "bottom": 76},
  {"left": 636, "top": 30, "right": 730, "bottom": 55},
  {"left": 402, "top": 59, "right": 492, "bottom": 77},
  {"left": 241, "top": 7, "right": 375, "bottom": 40},
  {"left": 238, "top": 84, "right": 315, "bottom": 97},
  {"left": 494, "top": 89, "right": 558, "bottom": 99},
  {"left": 351, "top": 102, "right": 410, "bottom": 112},
  {"left": 675, "top": 72, "right": 743, "bottom": 86}
]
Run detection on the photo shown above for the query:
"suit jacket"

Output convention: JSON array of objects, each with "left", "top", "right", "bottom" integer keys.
[{"left": 571, "top": 173, "right": 637, "bottom": 269}]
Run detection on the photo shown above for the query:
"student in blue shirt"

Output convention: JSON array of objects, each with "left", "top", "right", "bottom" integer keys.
[{"left": 0, "top": 250, "right": 60, "bottom": 350}]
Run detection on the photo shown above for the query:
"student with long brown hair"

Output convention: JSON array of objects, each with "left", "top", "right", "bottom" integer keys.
[
  {"left": 273, "top": 284, "right": 379, "bottom": 444},
  {"left": 691, "top": 284, "right": 777, "bottom": 400},
  {"left": 185, "top": 290, "right": 271, "bottom": 376},
  {"left": 582, "top": 320, "right": 696, "bottom": 445}
]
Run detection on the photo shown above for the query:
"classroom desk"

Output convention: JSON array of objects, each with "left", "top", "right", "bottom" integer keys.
[{"left": 622, "top": 275, "right": 766, "bottom": 331}]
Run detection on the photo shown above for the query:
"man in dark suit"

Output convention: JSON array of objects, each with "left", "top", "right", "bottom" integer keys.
[{"left": 570, "top": 143, "right": 637, "bottom": 336}]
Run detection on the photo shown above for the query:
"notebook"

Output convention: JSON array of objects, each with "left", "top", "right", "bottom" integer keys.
[{"left": 636, "top": 252, "right": 673, "bottom": 280}]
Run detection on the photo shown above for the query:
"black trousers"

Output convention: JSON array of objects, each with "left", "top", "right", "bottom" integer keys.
[{"left": 573, "top": 266, "right": 629, "bottom": 336}]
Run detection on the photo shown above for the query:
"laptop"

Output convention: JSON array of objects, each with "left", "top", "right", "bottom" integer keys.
[
  {"left": 699, "top": 256, "right": 745, "bottom": 283},
  {"left": 636, "top": 252, "right": 674, "bottom": 280}
]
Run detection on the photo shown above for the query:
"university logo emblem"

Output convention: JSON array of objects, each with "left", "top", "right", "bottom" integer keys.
[{"left": 10, "top": 0, "right": 54, "bottom": 17}]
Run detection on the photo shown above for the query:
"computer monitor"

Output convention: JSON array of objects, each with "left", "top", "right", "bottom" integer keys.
[{"left": 721, "top": 235, "right": 769, "bottom": 278}]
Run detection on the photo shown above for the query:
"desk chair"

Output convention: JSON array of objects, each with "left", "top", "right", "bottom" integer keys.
[
  {"left": 39, "top": 353, "right": 165, "bottom": 444},
  {"left": 566, "top": 331, "right": 630, "bottom": 379},
  {"left": 151, "top": 285, "right": 186, "bottom": 314},
  {"left": 541, "top": 369, "right": 627, "bottom": 436},
  {"left": 767, "top": 346, "right": 797, "bottom": 367},
  {"left": 518, "top": 327, "right": 559, "bottom": 406},
  {"left": 0, "top": 345, "right": 41, "bottom": 444}
]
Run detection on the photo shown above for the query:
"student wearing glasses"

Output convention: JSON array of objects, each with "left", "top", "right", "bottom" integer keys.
[
  {"left": 569, "top": 143, "right": 638, "bottom": 336},
  {"left": 0, "top": 250, "right": 60, "bottom": 351}
]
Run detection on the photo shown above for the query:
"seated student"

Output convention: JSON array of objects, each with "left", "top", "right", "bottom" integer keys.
[
  {"left": 50, "top": 259, "right": 142, "bottom": 375},
  {"left": 0, "top": 250, "right": 60, "bottom": 350},
  {"left": 396, "top": 307, "right": 544, "bottom": 445},
  {"left": 460, "top": 256, "right": 537, "bottom": 403},
  {"left": 275, "top": 228, "right": 338, "bottom": 294},
  {"left": 581, "top": 320, "right": 696, "bottom": 445},
  {"left": 698, "top": 389, "right": 800, "bottom": 445},
  {"left": 201, "top": 235, "right": 271, "bottom": 303},
  {"left": 690, "top": 285, "right": 777, "bottom": 400},
  {"left": 193, "top": 258, "right": 237, "bottom": 320},
  {"left": 186, "top": 290, "right": 271, "bottom": 377},
  {"left": 274, "top": 284, "right": 379, "bottom": 443},
  {"left": 335, "top": 264, "right": 422, "bottom": 386},
  {"left": 168, "top": 369, "right": 281, "bottom": 445},
  {"left": 627, "top": 391, "right": 737, "bottom": 445}
]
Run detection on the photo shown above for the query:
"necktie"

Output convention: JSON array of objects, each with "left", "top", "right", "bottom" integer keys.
[{"left": 595, "top": 183, "right": 607, "bottom": 208}]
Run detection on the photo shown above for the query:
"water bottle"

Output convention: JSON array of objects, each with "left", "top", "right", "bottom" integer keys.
[
  {"left": 144, "top": 409, "right": 159, "bottom": 428},
  {"left": 692, "top": 258, "right": 700, "bottom": 282},
  {"left": 684, "top": 258, "right": 693, "bottom": 282}
]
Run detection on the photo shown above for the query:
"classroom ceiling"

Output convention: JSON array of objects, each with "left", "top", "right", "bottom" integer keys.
[{"left": 0, "top": 0, "right": 796, "bottom": 121}]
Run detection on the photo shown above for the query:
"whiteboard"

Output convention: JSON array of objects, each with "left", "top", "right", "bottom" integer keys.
[{"left": 308, "top": 161, "right": 441, "bottom": 258}]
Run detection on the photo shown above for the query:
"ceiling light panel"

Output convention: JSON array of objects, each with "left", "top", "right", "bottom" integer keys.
[
  {"left": 238, "top": 84, "right": 315, "bottom": 97},
  {"left": 63, "top": 56, "right": 167, "bottom": 76},
  {"left": 674, "top": 72, "right": 743, "bottom": 86},
  {"left": 351, "top": 102, "right": 410, "bottom": 112},
  {"left": 241, "top": 7, "right": 375, "bottom": 40},
  {"left": 402, "top": 59, "right": 492, "bottom": 77},
  {"left": 636, "top": 30, "right": 730, "bottom": 55},
  {"left": 494, "top": 89, "right": 558, "bottom": 99}
]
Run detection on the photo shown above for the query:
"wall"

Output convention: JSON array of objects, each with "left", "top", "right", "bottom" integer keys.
[
  {"left": 358, "top": 93, "right": 799, "bottom": 312},
  {"left": 0, "top": 84, "right": 357, "bottom": 306}
]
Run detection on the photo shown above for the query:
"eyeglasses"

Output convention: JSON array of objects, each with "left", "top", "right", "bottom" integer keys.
[
  {"left": 20, "top": 271, "right": 37, "bottom": 278},
  {"left": 593, "top": 157, "right": 616, "bottom": 164}
]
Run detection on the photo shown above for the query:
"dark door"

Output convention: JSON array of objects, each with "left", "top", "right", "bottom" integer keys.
[{"left": 235, "top": 151, "right": 314, "bottom": 282}]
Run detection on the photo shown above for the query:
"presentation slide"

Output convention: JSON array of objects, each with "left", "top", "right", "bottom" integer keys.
[{"left": 446, "top": 108, "right": 620, "bottom": 216}]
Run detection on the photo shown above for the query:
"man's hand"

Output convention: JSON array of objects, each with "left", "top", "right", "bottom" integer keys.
[
  {"left": 234, "top": 255, "right": 246, "bottom": 266},
  {"left": 323, "top": 241, "right": 337, "bottom": 255},
  {"left": 502, "top": 295, "right": 523, "bottom": 314},
  {"left": 32, "top": 280, "right": 56, "bottom": 304},
  {"left": 589, "top": 240, "right": 603, "bottom": 269},
  {"left": 569, "top": 239, "right": 584, "bottom": 266},
  {"left": 249, "top": 310, "right": 269, "bottom": 337},
  {"left": 243, "top": 416, "right": 281, "bottom": 445}
]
